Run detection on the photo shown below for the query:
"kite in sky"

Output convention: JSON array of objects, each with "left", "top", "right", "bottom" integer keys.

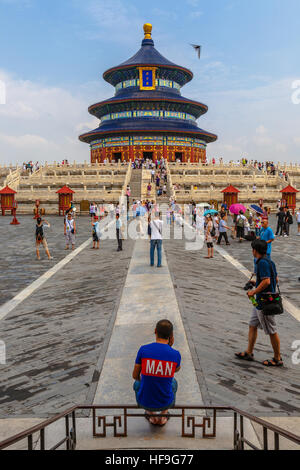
[{"left": 190, "top": 44, "right": 202, "bottom": 59}]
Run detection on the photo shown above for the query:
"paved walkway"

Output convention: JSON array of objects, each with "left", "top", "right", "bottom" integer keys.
[
  {"left": 0, "top": 214, "right": 299, "bottom": 448},
  {"left": 93, "top": 239, "right": 202, "bottom": 407},
  {"left": 164, "top": 233, "right": 300, "bottom": 416},
  {"left": 0, "top": 223, "right": 134, "bottom": 417}
]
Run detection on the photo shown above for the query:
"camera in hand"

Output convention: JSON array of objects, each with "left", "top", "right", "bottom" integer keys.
[{"left": 244, "top": 281, "right": 254, "bottom": 291}]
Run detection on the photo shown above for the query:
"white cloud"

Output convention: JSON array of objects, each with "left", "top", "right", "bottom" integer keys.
[
  {"left": 0, "top": 133, "right": 50, "bottom": 149},
  {"left": 75, "top": 119, "right": 99, "bottom": 133},
  {"left": 0, "top": 70, "right": 106, "bottom": 165}
]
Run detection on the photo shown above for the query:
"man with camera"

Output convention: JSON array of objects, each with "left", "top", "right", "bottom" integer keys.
[
  {"left": 235, "top": 240, "right": 283, "bottom": 367},
  {"left": 132, "top": 320, "right": 181, "bottom": 426}
]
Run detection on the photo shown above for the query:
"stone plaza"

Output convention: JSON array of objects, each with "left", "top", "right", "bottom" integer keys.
[
  {"left": 0, "top": 210, "right": 299, "bottom": 450},
  {"left": 0, "top": 20, "right": 300, "bottom": 452}
]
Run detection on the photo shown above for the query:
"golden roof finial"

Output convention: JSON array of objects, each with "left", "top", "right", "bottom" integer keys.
[{"left": 143, "top": 23, "right": 152, "bottom": 40}]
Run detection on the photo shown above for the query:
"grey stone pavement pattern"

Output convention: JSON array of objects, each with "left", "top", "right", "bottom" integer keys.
[
  {"left": 0, "top": 216, "right": 134, "bottom": 418},
  {"left": 0, "top": 213, "right": 299, "bottom": 423},
  {"left": 0, "top": 215, "right": 95, "bottom": 305},
  {"left": 92, "top": 239, "right": 203, "bottom": 408},
  {"left": 164, "top": 221, "right": 300, "bottom": 417}
]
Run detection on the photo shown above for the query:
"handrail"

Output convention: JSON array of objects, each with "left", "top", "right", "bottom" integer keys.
[
  {"left": 0, "top": 405, "right": 77, "bottom": 450},
  {"left": 0, "top": 404, "right": 299, "bottom": 450},
  {"left": 231, "top": 406, "right": 300, "bottom": 446}
]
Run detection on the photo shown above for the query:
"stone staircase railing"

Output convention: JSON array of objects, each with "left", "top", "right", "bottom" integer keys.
[
  {"left": 3, "top": 167, "right": 21, "bottom": 191},
  {"left": 121, "top": 162, "right": 132, "bottom": 199},
  {"left": 165, "top": 160, "right": 175, "bottom": 201},
  {"left": 141, "top": 169, "right": 156, "bottom": 201}
]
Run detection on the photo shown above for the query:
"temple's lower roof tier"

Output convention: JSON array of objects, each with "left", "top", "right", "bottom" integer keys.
[
  {"left": 79, "top": 118, "right": 217, "bottom": 144},
  {"left": 88, "top": 91, "right": 208, "bottom": 119}
]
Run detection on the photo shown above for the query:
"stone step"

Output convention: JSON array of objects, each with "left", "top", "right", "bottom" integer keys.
[{"left": 0, "top": 415, "right": 263, "bottom": 450}]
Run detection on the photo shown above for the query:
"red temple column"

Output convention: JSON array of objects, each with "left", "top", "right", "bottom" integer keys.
[
  {"left": 191, "top": 147, "right": 194, "bottom": 163},
  {"left": 129, "top": 145, "right": 134, "bottom": 161},
  {"left": 163, "top": 145, "right": 168, "bottom": 161}
]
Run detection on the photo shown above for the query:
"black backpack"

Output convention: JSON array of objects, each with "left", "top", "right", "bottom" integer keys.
[{"left": 36, "top": 225, "right": 44, "bottom": 241}]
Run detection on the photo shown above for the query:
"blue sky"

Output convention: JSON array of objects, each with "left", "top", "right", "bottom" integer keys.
[{"left": 0, "top": 0, "right": 299, "bottom": 164}]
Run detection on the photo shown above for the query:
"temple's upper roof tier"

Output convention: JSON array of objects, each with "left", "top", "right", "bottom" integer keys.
[{"left": 103, "top": 24, "right": 193, "bottom": 87}]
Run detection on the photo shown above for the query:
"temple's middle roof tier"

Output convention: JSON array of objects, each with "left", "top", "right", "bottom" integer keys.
[{"left": 88, "top": 91, "right": 208, "bottom": 120}]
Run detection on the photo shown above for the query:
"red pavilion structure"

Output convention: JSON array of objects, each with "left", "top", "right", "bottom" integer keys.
[
  {"left": 221, "top": 185, "right": 240, "bottom": 207},
  {"left": 79, "top": 24, "right": 217, "bottom": 163},
  {"left": 280, "top": 185, "right": 299, "bottom": 214}
]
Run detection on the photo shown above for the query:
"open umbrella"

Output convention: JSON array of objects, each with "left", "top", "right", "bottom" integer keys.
[
  {"left": 229, "top": 203, "right": 246, "bottom": 215},
  {"left": 250, "top": 204, "right": 264, "bottom": 215},
  {"left": 204, "top": 209, "right": 218, "bottom": 216}
]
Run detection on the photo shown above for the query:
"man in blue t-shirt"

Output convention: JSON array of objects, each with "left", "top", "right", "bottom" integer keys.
[
  {"left": 259, "top": 218, "right": 274, "bottom": 258},
  {"left": 235, "top": 240, "right": 283, "bottom": 367},
  {"left": 132, "top": 319, "right": 181, "bottom": 426}
]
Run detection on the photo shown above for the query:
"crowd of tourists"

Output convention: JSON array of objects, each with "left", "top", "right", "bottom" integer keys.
[{"left": 23, "top": 161, "right": 40, "bottom": 173}]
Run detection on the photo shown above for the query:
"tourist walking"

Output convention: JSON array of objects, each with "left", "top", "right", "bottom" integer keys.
[
  {"left": 259, "top": 218, "right": 274, "bottom": 259},
  {"left": 204, "top": 214, "right": 214, "bottom": 258},
  {"left": 116, "top": 213, "right": 123, "bottom": 251},
  {"left": 275, "top": 207, "right": 285, "bottom": 236},
  {"left": 35, "top": 217, "right": 53, "bottom": 260},
  {"left": 64, "top": 212, "right": 76, "bottom": 250},
  {"left": 150, "top": 212, "right": 163, "bottom": 267},
  {"left": 235, "top": 240, "right": 283, "bottom": 367},
  {"left": 236, "top": 210, "right": 246, "bottom": 242},
  {"left": 254, "top": 213, "right": 262, "bottom": 237},
  {"left": 297, "top": 208, "right": 300, "bottom": 236},
  {"left": 283, "top": 207, "right": 293, "bottom": 237},
  {"left": 89, "top": 202, "right": 97, "bottom": 218},
  {"left": 91, "top": 215, "right": 100, "bottom": 249},
  {"left": 151, "top": 169, "right": 155, "bottom": 183},
  {"left": 217, "top": 213, "right": 231, "bottom": 245}
]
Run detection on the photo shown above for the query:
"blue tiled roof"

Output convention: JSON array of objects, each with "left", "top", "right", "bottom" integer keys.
[
  {"left": 79, "top": 118, "right": 217, "bottom": 144},
  {"left": 119, "top": 38, "right": 178, "bottom": 67},
  {"left": 103, "top": 38, "right": 192, "bottom": 86},
  {"left": 88, "top": 90, "right": 208, "bottom": 119}
]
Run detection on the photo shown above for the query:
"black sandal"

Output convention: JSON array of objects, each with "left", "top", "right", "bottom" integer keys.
[
  {"left": 235, "top": 352, "right": 254, "bottom": 361},
  {"left": 144, "top": 412, "right": 157, "bottom": 425},
  {"left": 156, "top": 413, "right": 170, "bottom": 427},
  {"left": 263, "top": 357, "right": 283, "bottom": 367}
]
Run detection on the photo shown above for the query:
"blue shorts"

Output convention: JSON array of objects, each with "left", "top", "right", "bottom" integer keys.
[{"left": 133, "top": 378, "right": 178, "bottom": 412}]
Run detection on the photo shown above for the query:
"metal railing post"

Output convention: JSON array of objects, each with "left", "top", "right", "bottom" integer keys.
[
  {"left": 40, "top": 428, "right": 45, "bottom": 450},
  {"left": 240, "top": 415, "right": 244, "bottom": 450},
  {"left": 65, "top": 415, "right": 70, "bottom": 450},
  {"left": 263, "top": 427, "right": 268, "bottom": 450},
  {"left": 72, "top": 410, "right": 77, "bottom": 449},
  {"left": 274, "top": 432, "right": 279, "bottom": 451},
  {"left": 28, "top": 434, "right": 33, "bottom": 450},
  {"left": 233, "top": 412, "right": 237, "bottom": 450}
]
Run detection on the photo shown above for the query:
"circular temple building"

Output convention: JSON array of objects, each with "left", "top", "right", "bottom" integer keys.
[{"left": 79, "top": 24, "right": 217, "bottom": 163}]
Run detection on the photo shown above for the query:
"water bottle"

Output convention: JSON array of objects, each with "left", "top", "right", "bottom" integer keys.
[{"left": 249, "top": 296, "right": 258, "bottom": 307}]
